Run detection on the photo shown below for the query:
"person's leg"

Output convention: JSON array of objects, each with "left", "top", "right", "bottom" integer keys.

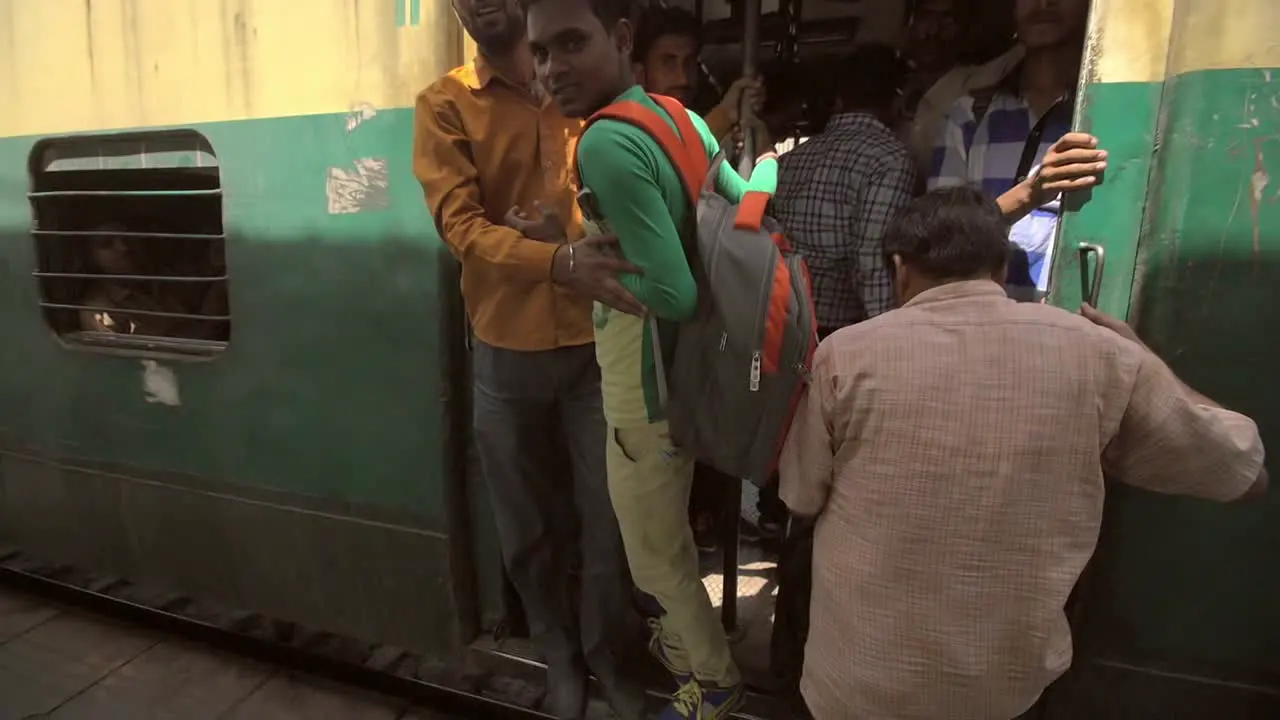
[
  {"left": 689, "top": 463, "right": 724, "bottom": 553},
  {"left": 756, "top": 474, "right": 787, "bottom": 540},
  {"left": 606, "top": 421, "right": 743, "bottom": 718},
  {"left": 770, "top": 515, "right": 815, "bottom": 704},
  {"left": 555, "top": 344, "right": 646, "bottom": 719},
  {"left": 472, "top": 340, "right": 583, "bottom": 719}
]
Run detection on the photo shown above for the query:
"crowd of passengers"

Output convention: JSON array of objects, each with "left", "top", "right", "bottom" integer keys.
[{"left": 416, "top": 1, "right": 1270, "bottom": 719}]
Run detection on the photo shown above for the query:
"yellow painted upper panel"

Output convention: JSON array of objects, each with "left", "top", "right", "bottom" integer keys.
[
  {"left": 1083, "top": 0, "right": 1174, "bottom": 85},
  {"left": 0, "top": 0, "right": 465, "bottom": 138},
  {"left": 1166, "top": 0, "right": 1280, "bottom": 76}
]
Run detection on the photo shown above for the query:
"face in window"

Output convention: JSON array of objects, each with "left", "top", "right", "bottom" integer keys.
[
  {"left": 452, "top": 0, "right": 525, "bottom": 55},
  {"left": 1015, "top": 0, "right": 1089, "bottom": 50},
  {"left": 88, "top": 229, "right": 134, "bottom": 275},
  {"left": 527, "top": 0, "right": 633, "bottom": 119},
  {"left": 635, "top": 33, "right": 699, "bottom": 105},
  {"left": 905, "top": 0, "right": 965, "bottom": 70}
]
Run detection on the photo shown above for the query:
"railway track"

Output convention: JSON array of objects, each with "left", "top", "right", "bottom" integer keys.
[
  {"left": 0, "top": 548, "right": 782, "bottom": 720},
  {"left": 0, "top": 548, "right": 558, "bottom": 720}
]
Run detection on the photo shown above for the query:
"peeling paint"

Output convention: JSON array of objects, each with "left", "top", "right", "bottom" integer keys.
[
  {"left": 326, "top": 158, "right": 390, "bottom": 214},
  {"left": 141, "top": 360, "right": 181, "bottom": 406},
  {"left": 346, "top": 102, "right": 377, "bottom": 132},
  {"left": 1250, "top": 139, "right": 1269, "bottom": 262}
]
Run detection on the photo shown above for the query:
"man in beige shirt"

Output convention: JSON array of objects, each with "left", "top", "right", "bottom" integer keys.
[{"left": 779, "top": 186, "right": 1268, "bottom": 720}]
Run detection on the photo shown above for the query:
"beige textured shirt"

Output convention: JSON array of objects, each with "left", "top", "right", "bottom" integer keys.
[{"left": 780, "top": 281, "right": 1265, "bottom": 720}]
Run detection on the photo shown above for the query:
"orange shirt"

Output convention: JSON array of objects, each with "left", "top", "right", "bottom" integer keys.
[{"left": 414, "top": 56, "right": 593, "bottom": 351}]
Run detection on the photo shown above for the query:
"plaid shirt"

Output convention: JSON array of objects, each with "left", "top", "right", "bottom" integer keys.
[
  {"left": 927, "top": 82, "right": 1071, "bottom": 293},
  {"left": 772, "top": 112, "right": 917, "bottom": 330}
]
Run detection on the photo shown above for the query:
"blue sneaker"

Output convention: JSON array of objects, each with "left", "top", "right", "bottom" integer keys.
[
  {"left": 647, "top": 618, "right": 693, "bottom": 686},
  {"left": 659, "top": 680, "right": 744, "bottom": 720}
]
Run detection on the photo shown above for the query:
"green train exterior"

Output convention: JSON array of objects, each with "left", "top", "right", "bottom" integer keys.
[
  {"left": 0, "top": 0, "right": 1276, "bottom": 716},
  {"left": 0, "top": 0, "right": 502, "bottom": 660},
  {"left": 1043, "top": 1, "right": 1280, "bottom": 715}
]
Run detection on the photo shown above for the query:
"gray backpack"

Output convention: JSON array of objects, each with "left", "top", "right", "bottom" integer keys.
[{"left": 582, "top": 94, "right": 819, "bottom": 486}]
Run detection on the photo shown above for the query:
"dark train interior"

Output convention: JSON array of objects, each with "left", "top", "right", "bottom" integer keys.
[{"left": 649, "top": 0, "right": 1018, "bottom": 143}]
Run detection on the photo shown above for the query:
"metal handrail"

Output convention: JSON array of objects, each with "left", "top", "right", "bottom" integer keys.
[
  {"left": 34, "top": 272, "right": 227, "bottom": 282},
  {"left": 32, "top": 229, "right": 225, "bottom": 241},
  {"left": 28, "top": 189, "right": 221, "bottom": 198},
  {"left": 38, "top": 302, "right": 230, "bottom": 321}
]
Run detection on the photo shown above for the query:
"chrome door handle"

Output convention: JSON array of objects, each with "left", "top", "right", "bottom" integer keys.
[{"left": 1077, "top": 243, "right": 1106, "bottom": 306}]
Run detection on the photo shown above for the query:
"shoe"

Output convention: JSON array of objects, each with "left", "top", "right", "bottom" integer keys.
[
  {"left": 757, "top": 515, "right": 784, "bottom": 541},
  {"left": 542, "top": 660, "right": 587, "bottom": 719},
  {"left": 647, "top": 617, "right": 693, "bottom": 687},
  {"left": 659, "top": 680, "right": 745, "bottom": 719},
  {"left": 599, "top": 674, "right": 649, "bottom": 720}
]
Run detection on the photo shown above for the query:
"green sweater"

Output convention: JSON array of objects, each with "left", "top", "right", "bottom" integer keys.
[{"left": 577, "top": 85, "right": 778, "bottom": 427}]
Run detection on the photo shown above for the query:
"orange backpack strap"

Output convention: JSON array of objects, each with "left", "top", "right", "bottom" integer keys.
[
  {"left": 734, "top": 191, "right": 771, "bottom": 231},
  {"left": 649, "top": 93, "right": 710, "bottom": 190},
  {"left": 584, "top": 97, "right": 707, "bottom": 207}
]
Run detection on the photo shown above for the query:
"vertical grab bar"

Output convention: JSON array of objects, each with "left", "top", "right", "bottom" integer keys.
[
  {"left": 1077, "top": 243, "right": 1106, "bottom": 306},
  {"left": 720, "top": 481, "right": 741, "bottom": 634}
]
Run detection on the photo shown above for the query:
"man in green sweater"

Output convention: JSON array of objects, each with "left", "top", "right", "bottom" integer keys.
[{"left": 525, "top": 0, "right": 777, "bottom": 718}]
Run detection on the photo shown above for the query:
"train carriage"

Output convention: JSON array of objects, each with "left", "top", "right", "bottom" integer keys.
[
  {"left": 0, "top": 0, "right": 1277, "bottom": 717},
  {"left": 1048, "top": 0, "right": 1280, "bottom": 714},
  {"left": 0, "top": 0, "right": 496, "bottom": 661}
]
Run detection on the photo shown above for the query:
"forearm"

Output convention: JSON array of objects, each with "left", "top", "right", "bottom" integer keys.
[
  {"left": 716, "top": 154, "right": 778, "bottom": 203},
  {"left": 414, "top": 92, "right": 558, "bottom": 283},
  {"left": 434, "top": 208, "right": 559, "bottom": 282},
  {"left": 996, "top": 181, "right": 1036, "bottom": 223},
  {"left": 704, "top": 102, "right": 734, "bottom": 141},
  {"left": 579, "top": 125, "right": 697, "bottom": 320},
  {"left": 609, "top": 212, "right": 696, "bottom": 320}
]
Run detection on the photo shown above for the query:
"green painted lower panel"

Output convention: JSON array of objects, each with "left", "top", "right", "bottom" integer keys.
[
  {"left": 0, "top": 109, "right": 505, "bottom": 636},
  {"left": 0, "top": 449, "right": 463, "bottom": 658},
  {"left": 0, "top": 109, "right": 446, "bottom": 518},
  {"left": 1058, "top": 67, "right": 1280, "bottom": 707}
]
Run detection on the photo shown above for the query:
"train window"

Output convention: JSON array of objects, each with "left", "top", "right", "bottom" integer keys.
[{"left": 26, "top": 131, "right": 229, "bottom": 358}]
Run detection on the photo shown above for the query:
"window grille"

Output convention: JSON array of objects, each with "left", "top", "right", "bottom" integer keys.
[{"left": 27, "top": 130, "right": 229, "bottom": 357}]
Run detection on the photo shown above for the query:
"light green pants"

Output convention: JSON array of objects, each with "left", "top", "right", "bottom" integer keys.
[{"left": 605, "top": 420, "right": 741, "bottom": 687}]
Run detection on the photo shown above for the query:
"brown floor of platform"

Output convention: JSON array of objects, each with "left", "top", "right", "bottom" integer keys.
[
  {"left": 0, "top": 586, "right": 448, "bottom": 720},
  {"left": 699, "top": 542, "right": 779, "bottom": 692}
]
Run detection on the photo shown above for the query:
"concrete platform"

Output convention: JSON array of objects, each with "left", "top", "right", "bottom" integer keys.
[{"left": 0, "top": 586, "right": 448, "bottom": 720}]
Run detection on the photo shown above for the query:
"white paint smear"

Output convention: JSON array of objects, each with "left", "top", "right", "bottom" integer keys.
[
  {"left": 326, "top": 158, "right": 390, "bottom": 214},
  {"left": 141, "top": 360, "right": 181, "bottom": 406}
]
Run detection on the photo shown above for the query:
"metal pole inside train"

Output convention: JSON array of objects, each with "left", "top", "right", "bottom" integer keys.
[
  {"left": 737, "top": 0, "right": 762, "bottom": 178},
  {"left": 720, "top": 0, "right": 762, "bottom": 638}
]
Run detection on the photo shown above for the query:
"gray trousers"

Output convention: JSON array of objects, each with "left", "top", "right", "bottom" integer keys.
[{"left": 472, "top": 340, "right": 633, "bottom": 677}]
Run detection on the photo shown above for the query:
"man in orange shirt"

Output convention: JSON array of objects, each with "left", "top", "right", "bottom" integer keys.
[{"left": 413, "top": 2, "right": 645, "bottom": 718}]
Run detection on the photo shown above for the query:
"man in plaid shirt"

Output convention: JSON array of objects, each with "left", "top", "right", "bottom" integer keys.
[
  {"left": 771, "top": 44, "right": 917, "bottom": 337},
  {"left": 766, "top": 46, "right": 918, "bottom": 700}
]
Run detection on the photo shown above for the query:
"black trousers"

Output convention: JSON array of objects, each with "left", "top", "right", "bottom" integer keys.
[{"left": 472, "top": 340, "right": 633, "bottom": 676}]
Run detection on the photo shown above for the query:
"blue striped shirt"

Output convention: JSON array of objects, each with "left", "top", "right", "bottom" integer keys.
[{"left": 927, "top": 90, "right": 1071, "bottom": 293}]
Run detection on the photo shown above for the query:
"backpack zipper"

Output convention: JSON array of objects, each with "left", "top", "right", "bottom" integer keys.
[{"left": 750, "top": 351, "right": 761, "bottom": 391}]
